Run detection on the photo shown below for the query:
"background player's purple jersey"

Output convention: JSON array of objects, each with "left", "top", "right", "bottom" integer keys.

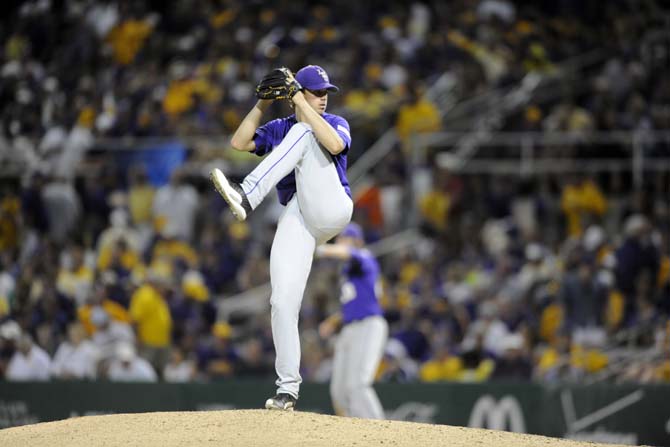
[
  {"left": 252, "top": 114, "right": 352, "bottom": 205},
  {"left": 341, "top": 248, "right": 383, "bottom": 324}
]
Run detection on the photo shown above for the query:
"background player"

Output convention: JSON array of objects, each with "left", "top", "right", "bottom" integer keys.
[
  {"left": 210, "top": 65, "right": 353, "bottom": 411},
  {"left": 316, "top": 222, "right": 388, "bottom": 419}
]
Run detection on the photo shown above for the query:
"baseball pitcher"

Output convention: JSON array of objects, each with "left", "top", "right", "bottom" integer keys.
[
  {"left": 316, "top": 222, "right": 388, "bottom": 419},
  {"left": 210, "top": 65, "right": 353, "bottom": 411}
]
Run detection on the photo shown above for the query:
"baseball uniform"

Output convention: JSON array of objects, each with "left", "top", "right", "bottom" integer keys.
[
  {"left": 213, "top": 66, "right": 353, "bottom": 406},
  {"left": 329, "top": 225, "right": 388, "bottom": 419}
]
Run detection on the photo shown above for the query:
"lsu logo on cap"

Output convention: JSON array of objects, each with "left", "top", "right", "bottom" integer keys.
[{"left": 315, "top": 66, "right": 329, "bottom": 82}]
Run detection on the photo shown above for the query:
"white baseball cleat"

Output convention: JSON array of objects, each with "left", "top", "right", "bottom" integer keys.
[
  {"left": 265, "top": 393, "right": 297, "bottom": 411},
  {"left": 210, "top": 168, "right": 248, "bottom": 221}
]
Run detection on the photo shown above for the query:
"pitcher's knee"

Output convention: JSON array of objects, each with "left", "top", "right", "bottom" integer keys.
[
  {"left": 292, "top": 122, "right": 312, "bottom": 132},
  {"left": 321, "top": 200, "right": 352, "bottom": 231},
  {"left": 287, "top": 122, "right": 313, "bottom": 140},
  {"left": 282, "top": 122, "right": 316, "bottom": 154},
  {"left": 306, "top": 203, "right": 351, "bottom": 234}
]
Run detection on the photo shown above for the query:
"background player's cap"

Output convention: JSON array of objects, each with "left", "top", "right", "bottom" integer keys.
[
  {"left": 341, "top": 222, "right": 363, "bottom": 240},
  {"left": 295, "top": 65, "right": 339, "bottom": 93}
]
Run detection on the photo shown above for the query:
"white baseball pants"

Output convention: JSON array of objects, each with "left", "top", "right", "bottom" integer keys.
[
  {"left": 330, "top": 315, "right": 388, "bottom": 419},
  {"left": 240, "top": 122, "right": 353, "bottom": 398}
]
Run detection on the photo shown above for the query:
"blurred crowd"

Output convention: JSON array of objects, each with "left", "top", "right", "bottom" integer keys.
[
  {"left": 0, "top": 0, "right": 668, "bottom": 385},
  {"left": 0, "top": 162, "right": 278, "bottom": 382},
  {"left": 361, "top": 170, "right": 670, "bottom": 385},
  {"left": 3, "top": 0, "right": 659, "bottom": 173},
  {"left": 1, "top": 163, "right": 668, "bottom": 385}
]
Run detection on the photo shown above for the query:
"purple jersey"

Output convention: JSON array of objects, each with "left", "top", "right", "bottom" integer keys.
[
  {"left": 252, "top": 113, "right": 352, "bottom": 205},
  {"left": 340, "top": 248, "right": 383, "bottom": 324}
]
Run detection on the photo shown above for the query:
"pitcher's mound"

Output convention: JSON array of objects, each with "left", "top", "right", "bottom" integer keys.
[{"left": 0, "top": 409, "right": 633, "bottom": 447}]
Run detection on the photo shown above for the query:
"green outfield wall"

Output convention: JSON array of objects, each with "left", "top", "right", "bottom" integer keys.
[{"left": 0, "top": 381, "right": 668, "bottom": 446}]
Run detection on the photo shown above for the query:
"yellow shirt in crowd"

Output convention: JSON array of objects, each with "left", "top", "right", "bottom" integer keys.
[
  {"left": 78, "top": 300, "right": 132, "bottom": 335},
  {"left": 56, "top": 265, "right": 94, "bottom": 300},
  {"left": 420, "top": 190, "right": 451, "bottom": 232},
  {"left": 128, "top": 184, "right": 155, "bottom": 225},
  {"left": 107, "top": 19, "right": 153, "bottom": 65},
  {"left": 129, "top": 284, "right": 172, "bottom": 348},
  {"left": 0, "top": 196, "right": 19, "bottom": 251},
  {"left": 97, "top": 246, "right": 141, "bottom": 271},
  {"left": 151, "top": 239, "right": 198, "bottom": 268},
  {"left": 395, "top": 99, "right": 442, "bottom": 144},
  {"left": 560, "top": 180, "right": 607, "bottom": 237}
]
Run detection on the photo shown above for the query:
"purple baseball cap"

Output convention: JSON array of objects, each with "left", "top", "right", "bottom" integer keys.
[
  {"left": 295, "top": 65, "right": 339, "bottom": 93},
  {"left": 340, "top": 222, "right": 363, "bottom": 240}
]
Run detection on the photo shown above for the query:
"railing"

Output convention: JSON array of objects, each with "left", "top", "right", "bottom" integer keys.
[
  {"left": 582, "top": 347, "right": 664, "bottom": 385},
  {"left": 401, "top": 130, "right": 670, "bottom": 229},
  {"left": 410, "top": 130, "right": 670, "bottom": 184}
]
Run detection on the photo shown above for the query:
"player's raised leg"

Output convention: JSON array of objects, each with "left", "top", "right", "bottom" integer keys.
[
  {"left": 210, "top": 122, "right": 313, "bottom": 221},
  {"left": 293, "top": 128, "right": 353, "bottom": 243},
  {"left": 241, "top": 123, "right": 313, "bottom": 210}
]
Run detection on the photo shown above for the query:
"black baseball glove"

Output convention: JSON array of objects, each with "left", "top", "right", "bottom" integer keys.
[{"left": 255, "top": 67, "right": 302, "bottom": 100}]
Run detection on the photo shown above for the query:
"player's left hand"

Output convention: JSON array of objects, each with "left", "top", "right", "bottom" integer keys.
[{"left": 255, "top": 67, "right": 302, "bottom": 101}]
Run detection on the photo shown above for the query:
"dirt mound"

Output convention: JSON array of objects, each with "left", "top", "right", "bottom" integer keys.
[{"left": 0, "top": 409, "right": 633, "bottom": 447}]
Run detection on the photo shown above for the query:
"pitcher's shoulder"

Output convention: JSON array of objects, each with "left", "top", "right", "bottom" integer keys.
[{"left": 322, "top": 112, "right": 348, "bottom": 123}]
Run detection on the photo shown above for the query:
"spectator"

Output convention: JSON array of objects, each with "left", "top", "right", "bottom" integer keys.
[
  {"left": 535, "top": 330, "right": 571, "bottom": 382},
  {"left": 419, "top": 170, "right": 453, "bottom": 236},
  {"left": 491, "top": 333, "right": 532, "bottom": 380},
  {"left": 0, "top": 256, "right": 16, "bottom": 318},
  {"left": 0, "top": 320, "right": 21, "bottom": 377},
  {"left": 559, "top": 259, "right": 605, "bottom": 330},
  {"left": 19, "top": 173, "right": 49, "bottom": 235},
  {"left": 107, "top": 343, "right": 158, "bottom": 382},
  {"left": 516, "top": 242, "right": 555, "bottom": 298},
  {"left": 96, "top": 238, "right": 141, "bottom": 283},
  {"left": 149, "top": 225, "right": 199, "bottom": 271},
  {"left": 544, "top": 100, "right": 595, "bottom": 134},
  {"left": 50, "top": 322, "right": 100, "bottom": 380},
  {"left": 6, "top": 334, "right": 51, "bottom": 381},
  {"left": 106, "top": 10, "right": 155, "bottom": 66},
  {"left": 197, "top": 322, "right": 238, "bottom": 380},
  {"left": 56, "top": 244, "right": 94, "bottom": 307},
  {"left": 464, "top": 300, "right": 510, "bottom": 357},
  {"left": 41, "top": 176, "right": 81, "bottom": 244},
  {"left": 615, "top": 214, "right": 660, "bottom": 322},
  {"left": 90, "top": 306, "right": 135, "bottom": 363},
  {"left": 152, "top": 169, "right": 199, "bottom": 243},
  {"left": 127, "top": 165, "right": 156, "bottom": 250},
  {"left": 419, "top": 343, "right": 464, "bottom": 382},
  {"left": 96, "top": 208, "right": 141, "bottom": 255},
  {"left": 458, "top": 331, "right": 496, "bottom": 383},
  {"left": 378, "top": 338, "right": 419, "bottom": 382},
  {"left": 169, "top": 270, "right": 216, "bottom": 343},
  {"left": 235, "top": 338, "right": 274, "bottom": 378},
  {"left": 395, "top": 83, "right": 442, "bottom": 149},
  {"left": 163, "top": 347, "right": 196, "bottom": 383},
  {"left": 560, "top": 175, "right": 607, "bottom": 238},
  {"left": 78, "top": 280, "right": 132, "bottom": 335},
  {"left": 129, "top": 270, "right": 173, "bottom": 375},
  {"left": 0, "top": 188, "right": 21, "bottom": 253}
]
